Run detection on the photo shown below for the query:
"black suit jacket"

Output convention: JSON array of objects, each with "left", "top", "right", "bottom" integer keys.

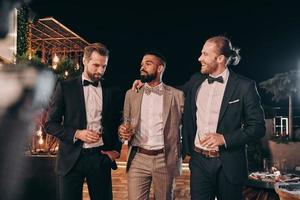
[
  {"left": 181, "top": 70, "right": 265, "bottom": 184},
  {"left": 45, "top": 76, "right": 122, "bottom": 176}
]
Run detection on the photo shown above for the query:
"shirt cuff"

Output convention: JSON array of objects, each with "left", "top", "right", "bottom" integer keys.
[{"left": 222, "top": 136, "right": 227, "bottom": 148}]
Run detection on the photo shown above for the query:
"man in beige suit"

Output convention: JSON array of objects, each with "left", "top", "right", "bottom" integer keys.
[{"left": 119, "top": 51, "right": 184, "bottom": 200}]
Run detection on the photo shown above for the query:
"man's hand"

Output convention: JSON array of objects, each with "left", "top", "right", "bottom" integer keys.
[
  {"left": 131, "top": 80, "right": 144, "bottom": 92},
  {"left": 118, "top": 124, "right": 132, "bottom": 140},
  {"left": 101, "top": 150, "right": 120, "bottom": 161},
  {"left": 75, "top": 129, "right": 101, "bottom": 143},
  {"left": 199, "top": 133, "right": 225, "bottom": 148}
]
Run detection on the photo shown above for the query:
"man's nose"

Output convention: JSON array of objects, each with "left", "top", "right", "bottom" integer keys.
[{"left": 198, "top": 55, "right": 202, "bottom": 62}]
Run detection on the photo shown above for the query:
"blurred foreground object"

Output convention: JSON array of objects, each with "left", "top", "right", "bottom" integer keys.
[
  {"left": 0, "top": 0, "right": 30, "bottom": 38},
  {"left": 0, "top": 63, "right": 55, "bottom": 200}
]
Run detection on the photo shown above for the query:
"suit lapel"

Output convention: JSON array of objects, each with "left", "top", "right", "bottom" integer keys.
[
  {"left": 77, "top": 76, "right": 87, "bottom": 127},
  {"left": 101, "top": 80, "right": 106, "bottom": 121},
  {"left": 191, "top": 75, "right": 206, "bottom": 124},
  {"left": 162, "top": 85, "right": 173, "bottom": 127},
  {"left": 131, "top": 88, "right": 144, "bottom": 127},
  {"left": 218, "top": 70, "right": 238, "bottom": 125}
]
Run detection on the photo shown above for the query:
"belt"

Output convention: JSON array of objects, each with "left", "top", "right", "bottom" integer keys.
[
  {"left": 81, "top": 146, "right": 103, "bottom": 154},
  {"left": 134, "top": 146, "right": 164, "bottom": 156},
  {"left": 193, "top": 146, "right": 220, "bottom": 158}
]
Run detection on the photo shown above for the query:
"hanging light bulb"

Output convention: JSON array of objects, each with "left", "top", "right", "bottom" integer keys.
[
  {"left": 75, "top": 62, "right": 80, "bottom": 70},
  {"left": 38, "top": 137, "right": 44, "bottom": 145},
  {"left": 53, "top": 53, "right": 59, "bottom": 63},
  {"left": 52, "top": 53, "right": 60, "bottom": 69},
  {"left": 36, "top": 126, "right": 43, "bottom": 136}
]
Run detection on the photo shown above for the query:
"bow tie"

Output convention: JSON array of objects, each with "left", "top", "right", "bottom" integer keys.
[
  {"left": 144, "top": 85, "right": 163, "bottom": 96},
  {"left": 83, "top": 80, "right": 99, "bottom": 87},
  {"left": 207, "top": 76, "right": 224, "bottom": 84}
]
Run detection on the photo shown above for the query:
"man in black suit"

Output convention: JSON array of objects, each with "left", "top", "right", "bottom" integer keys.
[
  {"left": 45, "top": 43, "right": 122, "bottom": 200},
  {"left": 181, "top": 36, "right": 265, "bottom": 200}
]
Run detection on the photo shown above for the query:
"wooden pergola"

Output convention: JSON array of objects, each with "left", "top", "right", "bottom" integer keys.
[{"left": 28, "top": 17, "right": 90, "bottom": 64}]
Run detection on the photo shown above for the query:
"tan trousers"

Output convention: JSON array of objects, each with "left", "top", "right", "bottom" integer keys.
[{"left": 127, "top": 152, "right": 174, "bottom": 200}]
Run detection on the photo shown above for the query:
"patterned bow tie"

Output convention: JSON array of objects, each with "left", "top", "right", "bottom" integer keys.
[
  {"left": 144, "top": 85, "right": 163, "bottom": 96},
  {"left": 83, "top": 79, "right": 99, "bottom": 87},
  {"left": 207, "top": 76, "right": 224, "bottom": 84}
]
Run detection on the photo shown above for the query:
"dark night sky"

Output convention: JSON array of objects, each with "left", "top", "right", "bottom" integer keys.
[{"left": 28, "top": 0, "right": 300, "bottom": 106}]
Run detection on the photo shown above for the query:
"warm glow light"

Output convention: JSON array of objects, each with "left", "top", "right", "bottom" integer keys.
[
  {"left": 38, "top": 137, "right": 44, "bottom": 145},
  {"left": 36, "top": 126, "right": 42, "bottom": 136},
  {"left": 64, "top": 71, "right": 69, "bottom": 77},
  {"left": 75, "top": 62, "right": 80, "bottom": 70},
  {"left": 52, "top": 64, "right": 57, "bottom": 70},
  {"left": 53, "top": 53, "right": 59, "bottom": 63}
]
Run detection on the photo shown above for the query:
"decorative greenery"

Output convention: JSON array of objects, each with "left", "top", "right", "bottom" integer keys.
[
  {"left": 16, "top": 53, "right": 48, "bottom": 70},
  {"left": 53, "top": 56, "right": 82, "bottom": 80},
  {"left": 17, "top": 5, "right": 29, "bottom": 56},
  {"left": 259, "top": 70, "right": 300, "bottom": 140},
  {"left": 259, "top": 70, "right": 299, "bottom": 102}
]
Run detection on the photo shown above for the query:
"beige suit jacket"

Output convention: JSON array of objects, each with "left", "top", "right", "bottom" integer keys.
[{"left": 123, "top": 84, "right": 184, "bottom": 177}]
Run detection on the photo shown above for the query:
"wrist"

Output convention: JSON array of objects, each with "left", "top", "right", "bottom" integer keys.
[
  {"left": 112, "top": 150, "right": 120, "bottom": 158},
  {"left": 75, "top": 130, "right": 82, "bottom": 139}
]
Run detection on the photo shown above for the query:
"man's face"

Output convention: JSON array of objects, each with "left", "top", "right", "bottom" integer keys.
[
  {"left": 83, "top": 51, "right": 108, "bottom": 82},
  {"left": 140, "top": 54, "right": 161, "bottom": 83},
  {"left": 198, "top": 41, "right": 221, "bottom": 75}
]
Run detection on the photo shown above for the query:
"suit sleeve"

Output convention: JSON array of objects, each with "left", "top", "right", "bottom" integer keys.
[
  {"left": 45, "top": 81, "right": 77, "bottom": 144},
  {"left": 223, "top": 81, "right": 266, "bottom": 148},
  {"left": 176, "top": 73, "right": 199, "bottom": 95},
  {"left": 122, "top": 90, "right": 133, "bottom": 143},
  {"left": 123, "top": 91, "right": 131, "bottom": 121},
  {"left": 111, "top": 87, "right": 123, "bottom": 153}
]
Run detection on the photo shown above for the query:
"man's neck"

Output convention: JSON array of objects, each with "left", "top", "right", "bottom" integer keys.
[
  {"left": 210, "top": 66, "right": 227, "bottom": 77},
  {"left": 147, "top": 81, "right": 161, "bottom": 87}
]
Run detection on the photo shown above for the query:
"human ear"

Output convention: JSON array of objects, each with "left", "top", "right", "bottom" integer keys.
[
  {"left": 158, "top": 65, "right": 164, "bottom": 73},
  {"left": 217, "top": 55, "right": 226, "bottom": 63}
]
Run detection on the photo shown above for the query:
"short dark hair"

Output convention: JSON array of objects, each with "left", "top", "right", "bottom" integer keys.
[
  {"left": 207, "top": 36, "right": 241, "bottom": 66},
  {"left": 144, "top": 51, "right": 167, "bottom": 67},
  {"left": 84, "top": 43, "right": 109, "bottom": 60}
]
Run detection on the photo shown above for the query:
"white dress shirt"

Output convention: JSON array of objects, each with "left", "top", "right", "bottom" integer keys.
[
  {"left": 132, "top": 83, "right": 164, "bottom": 150},
  {"left": 82, "top": 74, "right": 104, "bottom": 148},
  {"left": 194, "top": 68, "right": 229, "bottom": 151}
]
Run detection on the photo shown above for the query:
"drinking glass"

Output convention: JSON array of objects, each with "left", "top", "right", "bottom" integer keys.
[{"left": 121, "top": 117, "right": 136, "bottom": 145}]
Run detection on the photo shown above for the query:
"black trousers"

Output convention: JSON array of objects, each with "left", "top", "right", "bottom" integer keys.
[
  {"left": 189, "top": 151, "right": 243, "bottom": 200},
  {"left": 57, "top": 148, "right": 112, "bottom": 200}
]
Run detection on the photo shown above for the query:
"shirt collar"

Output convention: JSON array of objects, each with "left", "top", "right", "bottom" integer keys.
[
  {"left": 81, "top": 74, "right": 101, "bottom": 87},
  {"left": 209, "top": 68, "right": 229, "bottom": 83},
  {"left": 144, "top": 82, "right": 164, "bottom": 91}
]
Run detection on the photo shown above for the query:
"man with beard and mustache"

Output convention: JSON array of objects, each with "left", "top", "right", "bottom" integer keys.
[
  {"left": 119, "top": 52, "right": 184, "bottom": 200},
  {"left": 45, "top": 43, "right": 122, "bottom": 200},
  {"left": 180, "top": 36, "right": 265, "bottom": 200},
  {"left": 132, "top": 36, "right": 265, "bottom": 200}
]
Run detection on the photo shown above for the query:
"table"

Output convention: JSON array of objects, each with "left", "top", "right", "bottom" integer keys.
[
  {"left": 275, "top": 182, "right": 300, "bottom": 200},
  {"left": 243, "top": 178, "right": 279, "bottom": 200}
]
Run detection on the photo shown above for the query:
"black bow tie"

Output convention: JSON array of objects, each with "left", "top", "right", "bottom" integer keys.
[
  {"left": 207, "top": 76, "right": 224, "bottom": 84},
  {"left": 83, "top": 80, "right": 99, "bottom": 87}
]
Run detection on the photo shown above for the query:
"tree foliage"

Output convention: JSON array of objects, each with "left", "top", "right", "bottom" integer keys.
[{"left": 259, "top": 70, "right": 299, "bottom": 102}]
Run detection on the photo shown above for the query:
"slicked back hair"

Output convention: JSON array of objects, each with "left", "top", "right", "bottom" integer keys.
[
  {"left": 84, "top": 43, "right": 109, "bottom": 60},
  {"left": 207, "top": 36, "right": 241, "bottom": 66}
]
